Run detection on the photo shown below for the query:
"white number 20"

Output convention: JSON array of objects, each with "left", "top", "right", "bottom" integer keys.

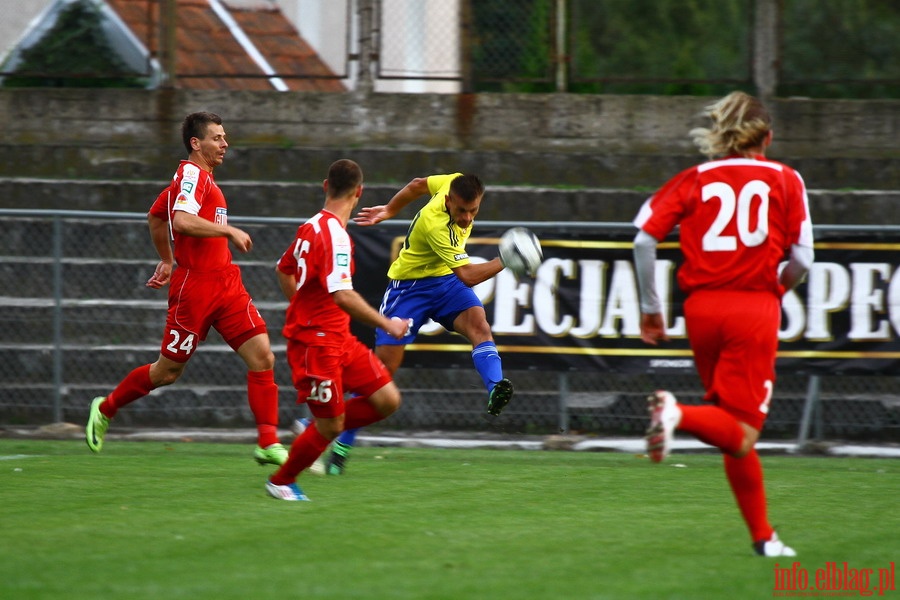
[{"left": 701, "top": 180, "right": 770, "bottom": 251}]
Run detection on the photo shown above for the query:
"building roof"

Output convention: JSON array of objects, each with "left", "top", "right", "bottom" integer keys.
[
  {"left": 109, "top": 0, "right": 346, "bottom": 91},
  {"left": 5, "top": 0, "right": 346, "bottom": 91}
]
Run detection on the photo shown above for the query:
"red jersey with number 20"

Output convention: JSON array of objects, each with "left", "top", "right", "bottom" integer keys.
[
  {"left": 149, "top": 160, "right": 232, "bottom": 272},
  {"left": 277, "top": 210, "right": 355, "bottom": 345},
  {"left": 634, "top": 155, "right": 813, "bottom": 298}
]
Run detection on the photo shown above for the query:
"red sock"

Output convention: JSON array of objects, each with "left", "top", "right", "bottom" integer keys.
[
  {"left": 724, "top": 449, "right": 774, "bottom": 543},
  {"left": 343, "top": 396, "right": 386, "bottom": 430},
  {"left": 247, "top": 370, "right": 280, "bottom": 448},
  {"left": 678, "top": 405, "right": 745, "bottom": 455},
  {"left": 270, "top": 425, "right": 331, "bottom": 485},
  {"left": 103, "top": 364, "right": 154, "bottom": 418}
]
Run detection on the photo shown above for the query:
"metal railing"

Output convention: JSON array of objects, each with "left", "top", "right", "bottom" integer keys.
[{"left": 1, "top": 209, "right": 897, "bottom": 446}]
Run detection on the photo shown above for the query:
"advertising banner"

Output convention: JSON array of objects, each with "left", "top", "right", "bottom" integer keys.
[{"left": 350, "top": 222, "right": 900, "bottom": 375}]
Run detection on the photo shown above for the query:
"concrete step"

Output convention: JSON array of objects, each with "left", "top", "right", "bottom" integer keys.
[
  {"left": 2, "top": 177, "right": 898, "bottom": 224},
  {"left": 1, "top": 143, "right": 897, "bottom": 191},
  {"left": 5, "top": 365, "right": 895, "bottom": 437},
  {"left": 0, "top": 257, "right": 292, "bottom": 302},
  {"left": 0, "top": 301, "right": 287, "bottom": 345}
]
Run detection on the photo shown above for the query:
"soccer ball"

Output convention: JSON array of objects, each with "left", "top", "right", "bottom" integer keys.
[{"left": 499, "top": 227, "right": 543, "bottom": 277}]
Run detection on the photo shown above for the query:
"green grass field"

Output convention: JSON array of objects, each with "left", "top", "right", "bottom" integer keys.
[{"left": 0, "top": 439, "right": 897, "bottom": 600}]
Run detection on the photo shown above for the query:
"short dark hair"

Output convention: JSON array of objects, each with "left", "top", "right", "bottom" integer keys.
[
  {"left": 327, "top": 159, "right": 363, "bottom": 198},
  {"left": 181, "top": 112, "right": 222, "bottom": 154},
  {"left": 449, "top": 174, "right": 484, "bottom": 202}
]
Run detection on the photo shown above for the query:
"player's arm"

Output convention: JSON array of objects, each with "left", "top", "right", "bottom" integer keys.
[
  {"left": 354, "top": 177, "right": 431, "bottom": 226},
  {"left": 779, "top": 172, "right": 815, "bottom": 292},
  {"left": 633, "top": 228, "right": 668, "bottom": 345},
  {"left": 172, "top": 210, "right": 253, "bottom": 253},
  {"left": 333, "top": 289, "right": 409, "bottom": 339},
  {"left": 779, "top": 244, "right": 813, "bottom": 291},
  {"left": 275, "top": 267, "right": 296, "bottom": 301},
  {"left": 146, "top": 213, "right": 174, "bottom": 289},
  {"left": 452, "top": 259, "right": 505, "bottom": 288}
]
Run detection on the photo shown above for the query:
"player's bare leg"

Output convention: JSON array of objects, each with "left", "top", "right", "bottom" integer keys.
[{"left": 86, "top": 355, "right": 186, "bottom": 453}]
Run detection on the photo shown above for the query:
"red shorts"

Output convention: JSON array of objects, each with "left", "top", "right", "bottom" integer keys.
[
  {"left": 160, "top": 264, "right": 267, "bottom": 362},
  {"left": 285, "top": 337, "right": 393, "bottom": 419},
  {"left": 684, "top": 290, "right": 780, "bottom": 431}
]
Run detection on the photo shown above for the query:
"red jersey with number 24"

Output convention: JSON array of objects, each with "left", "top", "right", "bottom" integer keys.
[
  {"left": 277, "top": 210, "right": 355, "bottom": 345},
  {"left": 634, "top": 155, "right": 813, "bottom": 298}
]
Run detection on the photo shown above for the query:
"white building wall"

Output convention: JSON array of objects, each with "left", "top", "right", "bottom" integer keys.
[
  {"left": 0, "top": 0, "right": 53, "bottom": 62},
  {"left": 277, "top": 0, "right": 460, "bottom": 93}
]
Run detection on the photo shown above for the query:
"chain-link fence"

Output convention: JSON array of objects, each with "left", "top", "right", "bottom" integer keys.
[
  {"left": 1, "top": 0, "right": 898, "bottom": 97},
  {"left": 2, "top": 210, "right": 898, "bottom": 444}
]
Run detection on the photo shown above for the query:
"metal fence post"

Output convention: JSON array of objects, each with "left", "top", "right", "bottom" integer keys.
[
  {"left": 558, "top": 371, "right": 569, "bottom": 434},
  {"left": 554, "top": 0, "right": 568, "bottom": 92},
  {"left": 52, "top": 215, "right": 64, "bottom": 423},
  {"left": 796, "top": 374, "right": 821, "bottom": 449},
  {"left": 159, "top": 0, "right": 178, "bottom": 89},
  {"left": 459, "top": 0, "right": 473, "bottom": 93},
  {"left": 356, "top": 0, "right": 375, "bottom": 94},
  {"left": 753, "top": 0, "right": 779, "bottom": 101}
]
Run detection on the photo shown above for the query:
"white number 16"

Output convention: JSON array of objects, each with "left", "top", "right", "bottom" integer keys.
[{"left": 306, "top": 379, "right": 334, "bottom": 404}]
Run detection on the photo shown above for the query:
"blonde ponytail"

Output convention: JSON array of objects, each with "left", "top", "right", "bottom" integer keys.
[{"left": 689, "top": 91, "right": 772, "bottom": 158}]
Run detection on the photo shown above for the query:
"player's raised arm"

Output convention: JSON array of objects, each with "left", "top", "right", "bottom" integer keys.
[{"left": 353, "top": 177, "right": 430, "bottom": 226}]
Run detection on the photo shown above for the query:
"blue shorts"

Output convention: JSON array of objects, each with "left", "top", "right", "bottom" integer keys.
[{"left": 375, "top": 274, "right": 482, "bottom": 346}]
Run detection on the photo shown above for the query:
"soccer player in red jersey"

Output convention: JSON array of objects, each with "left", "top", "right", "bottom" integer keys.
[
  {"left": 265, "top": 159, "right": 411, "bottom": 501},
  {"left": 85, "top": 112, "right": 287, "bottom": 466},
  {"left": 633, "top": 92, "right": 814, "bottom": 557}
]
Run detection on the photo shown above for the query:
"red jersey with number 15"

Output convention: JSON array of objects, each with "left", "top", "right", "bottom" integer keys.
[
  {"left": 148, "top": 160, "right": 232, "bottom": 271},
  {"left": 634, "top": 155, "right": 813, "bottom": 298},
  {"left": 277, "top": 210, "right": 355, "bottom": 345}
]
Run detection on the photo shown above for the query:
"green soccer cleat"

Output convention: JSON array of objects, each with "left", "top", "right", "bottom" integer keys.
[
  {"left": 254, "top": 443, "right": 288, "bottom": 466},
  {"left": 487, "top": 378, "right": 514, "bottom": 416},
  {"left": 325, "top": 441, "right": 352, "bottom": 475},
  {"left": 85, "top": 396, "right": 110, "bottom": 453}
]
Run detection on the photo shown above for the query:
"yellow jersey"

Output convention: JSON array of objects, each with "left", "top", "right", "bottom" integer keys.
[{"left": 387, "top": 173, "right": 473, "bottom": 280}]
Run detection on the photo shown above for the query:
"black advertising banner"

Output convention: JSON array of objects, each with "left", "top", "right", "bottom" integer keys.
[{"left": 350, "top": 222, "right": 900, "bottom": 375}]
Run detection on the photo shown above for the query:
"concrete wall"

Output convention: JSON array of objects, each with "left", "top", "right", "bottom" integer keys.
[
  {"left": 4, "top": 88, "right": 898, "bottom": 156},
  {"left": 0, "top": 88, "right": 898, "bottom": 223}
]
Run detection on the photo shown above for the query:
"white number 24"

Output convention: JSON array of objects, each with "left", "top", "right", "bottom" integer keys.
[
  {"left": 165, "top": 329, "right": 196, "bottom": 355},
  {"left": 701, "top": 180, "right": 770, "bottom": 251}
]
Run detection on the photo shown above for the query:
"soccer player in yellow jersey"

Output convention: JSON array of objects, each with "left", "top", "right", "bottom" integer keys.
[{"left": 304, "top": 173, "right": 514, "bottom": 474}]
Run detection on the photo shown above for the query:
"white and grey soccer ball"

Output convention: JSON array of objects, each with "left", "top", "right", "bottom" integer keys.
[{"left": 499, "top": 227, "right": 543, "bottom": 277}]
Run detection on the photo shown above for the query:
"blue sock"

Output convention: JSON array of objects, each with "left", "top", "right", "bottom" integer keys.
[
  {"left": 472, "top": 340, "right": 503, "bottom": 392},
  {"left": 337, "top": 427, "right": 358, "bottom": 447}
]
